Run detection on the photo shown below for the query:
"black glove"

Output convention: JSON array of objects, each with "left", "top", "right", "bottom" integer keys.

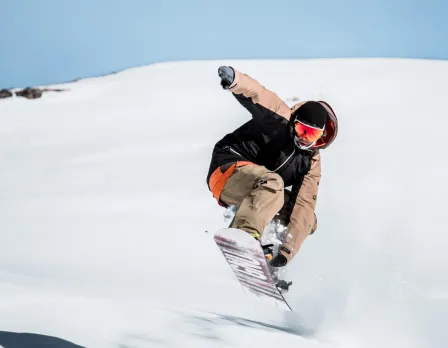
[
  {"left": 270, "top": 254, "right": 287, "bottom": 267},
  {"left": 218, "top": 66, "right": 235, "bottom": 90}
]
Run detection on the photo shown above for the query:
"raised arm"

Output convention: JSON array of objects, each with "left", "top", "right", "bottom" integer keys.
[{"left": 218, "top": 66, "right": 292, "bottom": 123}]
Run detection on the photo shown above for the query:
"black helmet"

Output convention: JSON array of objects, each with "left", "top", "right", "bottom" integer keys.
[{"left": 291, "top": 101, "right": 327, "bottom": 128}]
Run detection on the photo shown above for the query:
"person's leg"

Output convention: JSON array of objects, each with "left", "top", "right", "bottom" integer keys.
[{"left": 220, "top": 164, "right": 284, "bottom": 239}]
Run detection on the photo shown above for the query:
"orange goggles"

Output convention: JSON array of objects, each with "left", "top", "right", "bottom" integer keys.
[{"left": 294, "top": 121, "right": 324, "bottom": 146}]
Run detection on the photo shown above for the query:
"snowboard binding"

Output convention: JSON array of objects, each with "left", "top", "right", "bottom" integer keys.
[
  {"left": 262, "top": 244, "right": 293, "bottom": 292},
  {"left": 276, "top": 280, "right": 293, "bottom": 292},
  {"left": 262, "top": 243, "right": 275, "bottom": 261}
]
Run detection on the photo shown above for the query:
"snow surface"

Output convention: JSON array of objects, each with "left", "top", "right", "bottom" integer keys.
[{"left": 0, "top": 58, "right": 447, "bottom": 348}]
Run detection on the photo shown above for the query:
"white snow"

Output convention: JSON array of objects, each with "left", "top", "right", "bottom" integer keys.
[{"left": 0, "top": 58, "right": 447, "bottom": 348}]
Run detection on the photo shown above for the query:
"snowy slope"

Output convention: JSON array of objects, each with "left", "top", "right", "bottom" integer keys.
[{"left": 0, "top": 58, "right": 447, "bottom": 348}]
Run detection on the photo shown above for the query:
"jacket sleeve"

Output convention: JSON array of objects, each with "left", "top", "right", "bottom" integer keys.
[
  {"left": 228, "top": 69, "right": 292, "bottom": 123},
  {"left": 281, "top": 151, "right": 321, "bottom": 261}
]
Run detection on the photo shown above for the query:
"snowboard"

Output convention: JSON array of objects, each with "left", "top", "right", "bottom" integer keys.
[{"left": 214, "top": 228, "right": 292, "bottom": 311}]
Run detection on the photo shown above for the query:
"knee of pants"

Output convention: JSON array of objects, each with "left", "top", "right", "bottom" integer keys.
[
  {"left": 255, "top": 172, "right": 284, "bottom": 206},
  {"left": 258, "top": 172, "right": 284, "bottom": 191}
]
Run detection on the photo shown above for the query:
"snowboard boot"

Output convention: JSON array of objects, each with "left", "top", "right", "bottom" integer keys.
[{"left": 227, "top": 211, "right": 261, "bottom": 240}]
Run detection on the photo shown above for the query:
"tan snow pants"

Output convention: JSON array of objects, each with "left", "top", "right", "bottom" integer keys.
[{"left": 220, "top": 164, "right": 284, "bottom": 239}]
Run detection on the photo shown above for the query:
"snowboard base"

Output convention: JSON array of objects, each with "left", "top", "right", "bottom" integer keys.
[{"left": 214, "top": 228, "right": 292, "bottom": 311}]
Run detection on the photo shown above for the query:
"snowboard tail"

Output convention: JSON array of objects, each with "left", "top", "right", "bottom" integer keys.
[{"left": 214, "top": 228, "right": 292, "bottom": 311}]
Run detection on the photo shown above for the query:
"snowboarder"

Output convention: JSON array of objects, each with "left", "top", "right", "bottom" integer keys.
[{"left": 207, "top": 66, "right": 338, "bottom": 267}]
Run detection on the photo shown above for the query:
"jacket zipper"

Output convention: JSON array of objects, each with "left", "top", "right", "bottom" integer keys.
[
  {"left": 228, "top": 147, "right": 243, "bottom": 157},
  {"left": 274, "top": 149, "right": 295, "bottom": 172}
]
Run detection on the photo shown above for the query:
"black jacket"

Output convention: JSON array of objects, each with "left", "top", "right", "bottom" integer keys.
[{"left": 206, "top": 92, "right": 314, "bottom": 189}]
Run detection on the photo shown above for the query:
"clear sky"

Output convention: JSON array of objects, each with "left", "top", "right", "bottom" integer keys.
[{"left": 1, "top": 0, "right": 447, "bottom": 88}]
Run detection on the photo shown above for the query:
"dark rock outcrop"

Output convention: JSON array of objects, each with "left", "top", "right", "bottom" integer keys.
[
  {"left": 0, "top": 87, "right": 67, "bottom": 101},
  {"left": 13, "top": 87, "right": 67, "bottom": 100},
  {"left": 0, "top": 89, "right": 13, "bottom": 99},
  {"left": 16, "top": 87, "right": 43, "bottom": 99}
]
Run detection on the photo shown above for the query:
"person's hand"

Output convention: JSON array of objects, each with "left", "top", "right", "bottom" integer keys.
[{"left": 218, "top": 66, "right": 235, "bottom": 89}]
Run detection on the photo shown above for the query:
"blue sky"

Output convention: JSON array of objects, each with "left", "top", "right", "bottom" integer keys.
[{"left": 1, "top": 0, "right": 447, "bottom": 88}]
